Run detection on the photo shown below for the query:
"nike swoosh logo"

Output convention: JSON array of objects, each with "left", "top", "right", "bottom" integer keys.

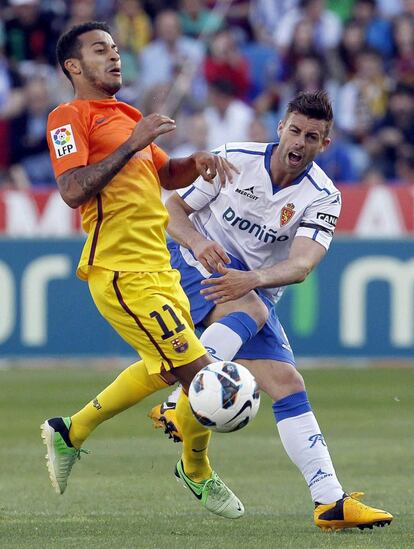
[
  {"left": 225, "top": 399, "right": 252, "bottom": 424},
  {"left": 175, "top": 463, "right": 203, "bottom": 500},
  {"left": 96, "top": 117, "right": 107, "bottom": 125},
  {"left": 160, "top": 402, "right": 176, "bottom": 414},
  {"left": 192, "top": 447, "right": 207, "bottom": 453},
  {"left": 183, "top": 480, "right": 203, "bottom": 500}
]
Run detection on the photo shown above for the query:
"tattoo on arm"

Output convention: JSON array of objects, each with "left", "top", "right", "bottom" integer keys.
[{"left": 59, "top": 142, "right": 135, "bottom": 206}]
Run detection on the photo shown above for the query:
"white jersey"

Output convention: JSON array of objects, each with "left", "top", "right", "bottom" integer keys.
[{"left": 176, "top": 142, "right": 341, "bottom": 302}]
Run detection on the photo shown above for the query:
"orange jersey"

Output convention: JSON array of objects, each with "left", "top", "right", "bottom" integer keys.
[{"left": 46, "top": 98, "right": 170, "bottom": 280}]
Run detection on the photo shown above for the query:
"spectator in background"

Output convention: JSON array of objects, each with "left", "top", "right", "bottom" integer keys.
[
  {"left": 4, "top": 0, "right": 58, "bottom": 66},
  {"left": 280, "top": 19, "right": 321, "bottom": 80},
  {"left": 178, "top": 0, "right": 223, "bottom": 40},
  {"left": 204, "top": 29, "right": 250, "bottom": 101},
  {"left": 249, "top": 0, "right": 299, "bottom": 44},
  {"left": 392, "top": 16, "right": 414, "bottom": 87},
  {"left": 316, "top": 128, "right": 363, "bottom": 183},
  {"left": 113, "top": 0, "right": 152, "bottom": 54},
  {"left": 0, "top": 50, "right": 24, "bottom": 170},
  {"left": 351, "top": 0, "right": 393, "bottom": 59},
  {"left": 64, "top": 0, "right": 97, "bottom": 28},
  {"left": 327, "top": 0, "right": 355, "bottom": 22},
  {"left": 336, "top": 47, "right": 391, "bottom": 143},
  {"left": 169, "top": 110, "right": 209, "bottom": 157},
  {"left": 274, "top": 0, "right": 342, "bottom": 53},
  {"left": 112, "top": 0, "right": 152, "bottom": 104},
  {"left": 328, "top": 20, "right": 366, "bottom": 82},
  {"left": 279, "top": 55, "right": 339, "bottom": 116},
  {"left": 365, "top": 84, "right": 414, "bottom": 179},
  {"left": 204, "top": 78, "right": 254, "bottom": 149},
  {"left": 8, "top": 75, "right": 56, "bottom": 187},
  {"left": 247, "top": 116, "right": 270, "bottom": 142},
  {"left": 395, "top": 145, "right": 414, "bottom": 183},
  {"left": 139, "top": 10, "right": 205, "bottom": 96},
  {"left": 212, "top": 0, "right": 253, "bottom": 41}
]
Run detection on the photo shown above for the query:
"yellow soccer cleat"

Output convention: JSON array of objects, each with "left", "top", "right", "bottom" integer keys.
[
  {"left": 148, "top": 402, "right": 183, "bottom": 443},
  {"left": 314, "top": 491, "right": 393, "bottom": 531}
]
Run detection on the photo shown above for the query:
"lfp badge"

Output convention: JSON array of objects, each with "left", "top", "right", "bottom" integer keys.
[{"left": 50, "top": 124, "right": 77, "bottom": 158}]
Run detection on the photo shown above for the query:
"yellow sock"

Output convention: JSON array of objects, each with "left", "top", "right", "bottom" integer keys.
[
  {"left": 69, "top": 360, "right": 168, "bottom": 448},
  {"left": 176, "top": 391, "right": 212, "bottom": 482}
]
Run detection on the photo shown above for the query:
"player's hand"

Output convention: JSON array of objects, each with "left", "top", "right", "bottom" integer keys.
[
  {"left": 191, "top": 152, "right": 240, "bottom": 186},
  {"left": 192, "top": 239, "right": 230, "bottom": 273},
  {"left": 129, "top": 113, "right": 176, "bottom": 151},
  {"left": 200, "top": 263, "right": 259, "bottom": 303}
]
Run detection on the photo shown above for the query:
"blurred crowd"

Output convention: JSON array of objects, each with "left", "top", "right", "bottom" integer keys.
[{"left": 0, "top": 0, "right": 413, "bottom": 189}]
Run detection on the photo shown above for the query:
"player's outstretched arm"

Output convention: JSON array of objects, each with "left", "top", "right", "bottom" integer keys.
[
  {"left": 200, "top": 236, "right": 326, "bottom": 303},
  {"left": 158, "top": 152, "right": 239, "bottom": 191},
  {"left": 57, "top": 114, "right": 176, "bottom": 208}
]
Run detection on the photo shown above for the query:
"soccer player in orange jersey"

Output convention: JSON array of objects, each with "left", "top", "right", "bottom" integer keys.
[{"left": 41, "top": 21, "right": 243, "bottom": 519}]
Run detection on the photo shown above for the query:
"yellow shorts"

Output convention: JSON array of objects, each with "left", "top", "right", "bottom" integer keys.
[{"left": 88, "top": 266, "right": 207, "bottom": 375}]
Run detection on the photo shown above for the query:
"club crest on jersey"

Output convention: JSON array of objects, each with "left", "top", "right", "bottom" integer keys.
[
  {"left": 171, "top": 335, "right": 189, "bottom": 353},
  {"left": 280, "top": 203, "right": 295, "bottom": 226},
  {"left": 50, "top": 124, "right": 77, "bottom": 158}
]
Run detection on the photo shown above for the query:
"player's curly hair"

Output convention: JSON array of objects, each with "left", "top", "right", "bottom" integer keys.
[
  {"left": 56, "top": 21, "right": 112, "bottom": 82},
  {"left": 286, "top": 91, "right": 333, "bottom": 134}
]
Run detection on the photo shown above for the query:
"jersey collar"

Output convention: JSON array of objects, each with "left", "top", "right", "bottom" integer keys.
[{"left": 264, "top": 142, "right": 313, "bottom": 194}]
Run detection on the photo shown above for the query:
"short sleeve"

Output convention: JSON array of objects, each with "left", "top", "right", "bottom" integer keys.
[
  {"left": 151, "top": 142, "right": 169, "bottom": 170},
  {"left": 176, "top": 144, "right": 226, "bottom": 210},
  {"left": 47, "top": 104, "right": 89, "bottom": 178},
  {"left": 296, "top": 191, "right": 342, "bottom": 250}
]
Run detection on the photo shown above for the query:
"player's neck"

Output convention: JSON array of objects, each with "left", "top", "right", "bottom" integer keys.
[
  {"left": 74, "top": 83, "right": 116, "bottom": 101},
  {"left": 270, "top": 155, "right": 302, "bottom": 188}
]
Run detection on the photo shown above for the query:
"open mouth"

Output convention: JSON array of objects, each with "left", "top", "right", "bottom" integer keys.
[
  {"left": 288, "top": 151, "right": 303, "bottom": 165},
  {"left": 108, "top": 68, "right": 121, "bottom": 76}
]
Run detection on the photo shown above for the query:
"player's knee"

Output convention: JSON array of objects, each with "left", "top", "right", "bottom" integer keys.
[
  {"left": 269, "top": 365, "right": 305, "bottom": 400},
  {"left": 249, "top": 298, "right": 269, "bottom": 330},
  {"left": 280, "top": 367, "right": 305, "bottom": 394}
]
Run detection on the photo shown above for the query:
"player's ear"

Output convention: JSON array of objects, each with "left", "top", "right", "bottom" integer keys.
[
  {"left": 277, "top": 120, "right": 283, "bottom": 138},
  {"left": 64, "top": 58, "right": 82, "bottom": 77},
  {"left": 320, "top": 137, "right": 331, "bottom": 152}
]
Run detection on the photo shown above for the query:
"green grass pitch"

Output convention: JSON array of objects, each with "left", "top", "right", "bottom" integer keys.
[{"left": 0, "top": 365, "right": 413, "bottom": 549}]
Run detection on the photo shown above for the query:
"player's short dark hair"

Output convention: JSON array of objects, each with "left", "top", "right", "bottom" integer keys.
[
  {"left": 286, "top": 91, "right": 333, "bottom": 134},
  {"left": 56, "top": 21, "right": 112, "bottom": 81}
]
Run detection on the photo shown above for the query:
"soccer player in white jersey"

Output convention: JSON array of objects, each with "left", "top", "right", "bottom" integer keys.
[{"left": 150, "top": 91, "right": 393, "bottom": 531}]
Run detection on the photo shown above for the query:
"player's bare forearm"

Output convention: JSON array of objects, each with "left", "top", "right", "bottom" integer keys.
[
  {"left": 159, "top": 156, "right": 199, "bottom": 190},
  {"left": 57, "top": 141, "right": 136, "bottom": 208},
  {"left": 159, "top": 152, "right": 239, "bottom": 190},
  {"left": 166, "top": 192, "right": 200, "bottom": 247},
  {"left": 200, "top": 237, "right": 326, "bottom": 303}
]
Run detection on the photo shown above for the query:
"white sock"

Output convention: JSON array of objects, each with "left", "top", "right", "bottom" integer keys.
[
  {"left": 277, "top": 412, "right": 343, "bottom": 503},
  {"left": 200, "top": 323, "right": 243, "bottom": 360}
]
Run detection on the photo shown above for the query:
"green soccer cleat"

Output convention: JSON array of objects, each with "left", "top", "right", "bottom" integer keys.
[
  {"left": 40, "top": 416, "right": 87, "bottom": 495},
  {"left": 174, "top": 460, "right": 244, "bottom": 519}
]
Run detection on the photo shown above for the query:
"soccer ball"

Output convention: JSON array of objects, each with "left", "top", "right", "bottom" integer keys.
[{"left": 188, "top": 361, "right": 260, "bottom": 433}]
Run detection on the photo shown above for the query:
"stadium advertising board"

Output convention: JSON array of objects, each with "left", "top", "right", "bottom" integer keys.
[
  {"left": 1, "top": 238, "right": 413, "bottom": 358},
  {"left": 0, "top": 186, "right": 414, "bottom": 236}
]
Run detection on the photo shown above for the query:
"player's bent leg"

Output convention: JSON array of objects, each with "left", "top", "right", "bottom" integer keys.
[
  {"left": 314, "top": 492, "right": 393, "bottom": 531},
  {"left": 172, "top": 358, "right": 244, "bottom": 519},
  {"left": 148, "top": 295, "right": 269, "bottom": 441},
  {"left": 175, "top": 460, "right": 244, "bottom": 519},
  {"left": 242, "top": 359, "right": 393, "bottom": 530},
  {"left": 70, "top": 360, "right": 169, "bottom": 448},
  {"left": 40, "top": 417, "right": 88, "bottom": 495},
  {"left": 42, "top": 360, "right": 168, "bottom": 494}
]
